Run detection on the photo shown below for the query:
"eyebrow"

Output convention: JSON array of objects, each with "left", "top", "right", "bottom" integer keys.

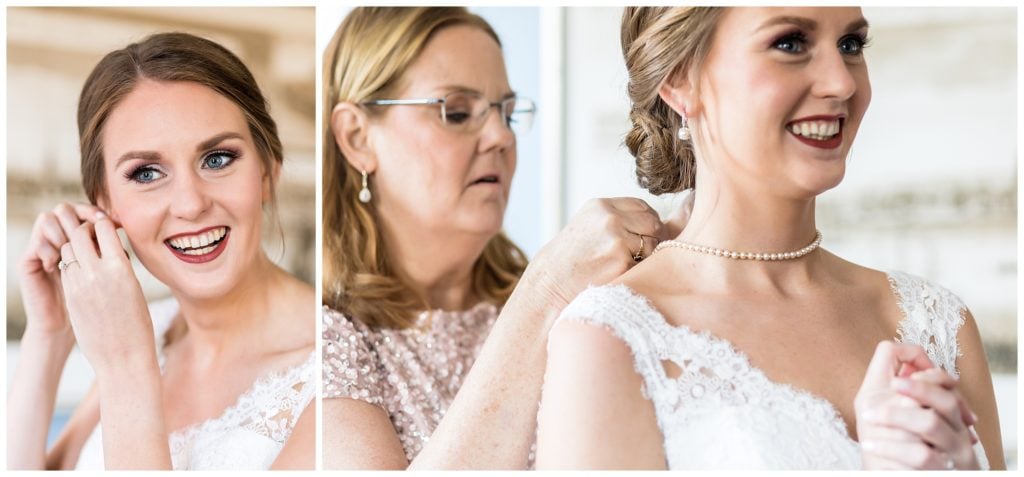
[
  {"left": 756, "top": 15, "right": 870, "bottom": 33},
  {"left": 435, "top": 85, "right": 517, "bottom": 100},
  {"left": 115, "top": 131, "right": 245, "bottom": 167}
]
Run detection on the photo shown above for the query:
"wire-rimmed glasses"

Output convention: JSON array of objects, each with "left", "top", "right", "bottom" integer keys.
[{"left": 362, "top": 91, "right": 536, "bottom": 136}]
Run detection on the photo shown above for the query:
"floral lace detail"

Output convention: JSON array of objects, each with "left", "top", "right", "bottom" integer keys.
[
  {"left": 888, "top": 270, "right": 966, "bottom": 378},
  {"left": 75, "top": 298, "right": 314, "bottom": 470},
  {"left": 166, "top": 351, "right": 315, "bottom": 469},
  {"left": 554, "top": 271, "right": 987, "bottom": 470}
]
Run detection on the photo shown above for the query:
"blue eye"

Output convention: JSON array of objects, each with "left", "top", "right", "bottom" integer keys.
[
  {"left": 202, "top": 150, "right": 237, "bottom": 169},
  {"left": 127, "top": 165, "right": 165, "bottom": 184},
  {"left": 773, "top": 32, "right": 808, "bottom": 54},
  {"left": 839, "top": 34, "right": 869, "bottom": 56}
]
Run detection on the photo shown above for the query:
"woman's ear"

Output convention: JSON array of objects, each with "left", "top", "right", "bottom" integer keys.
[
  {"left": 96, "top": 196, "right": 122, "bottom": 227},
  {"left": 262, "top": 160, "right": 282, "bottom": 205},
  {"left": 658, "top": 70, "right": 699, "bottom": 118},
  {"left": 331, "top": 102, "right": 378, "bottom": 174}
]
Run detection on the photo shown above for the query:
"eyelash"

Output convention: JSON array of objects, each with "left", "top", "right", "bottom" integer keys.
[
  {"left": 772, "top": 31, "right": 871, "bottom": 56},
  {"left": 123, "top": 149, "right": 241, "bottom": 184}
]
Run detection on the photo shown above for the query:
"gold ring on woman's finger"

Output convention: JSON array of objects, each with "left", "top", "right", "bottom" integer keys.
[{"left": 632, "top": 233, "right": 645, "bottom": 262}]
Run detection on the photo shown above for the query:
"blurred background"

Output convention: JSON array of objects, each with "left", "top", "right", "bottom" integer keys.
[
  {"left": 322, "top": 6, "right": 1016, "bottom": 467},
  {"left": 6, "top": 6, "right": 314, "bottom": 445},
  {"left": 551, "top": 6, "right": 1017, "bottom": 468}
]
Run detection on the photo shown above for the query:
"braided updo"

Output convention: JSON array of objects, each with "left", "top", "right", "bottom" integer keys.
[{"left": 621, "top": 7, "right": 723, "bottom": 195}]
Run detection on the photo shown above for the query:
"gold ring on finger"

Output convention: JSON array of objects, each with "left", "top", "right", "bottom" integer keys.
[{"left": 632, "top": 234, "right": 645, "bottom": 262}]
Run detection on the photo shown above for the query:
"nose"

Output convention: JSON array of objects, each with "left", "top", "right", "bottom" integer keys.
[
  {"left": 811, "top": 50, "right": 859, "bottom": 101},
  {"left": 478, "top": 104, "right": 515, "bottom": 152},
  {"left": 169, "top": 168, "right": 212, "bottom": 221}
]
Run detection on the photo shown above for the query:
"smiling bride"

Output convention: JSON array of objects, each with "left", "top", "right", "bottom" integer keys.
[
  {"left": 535, "top": 7, "right": 1004, "bottom": 470},
  {"left": 7, "top": 32, "right": 315, "bottom": 470}
]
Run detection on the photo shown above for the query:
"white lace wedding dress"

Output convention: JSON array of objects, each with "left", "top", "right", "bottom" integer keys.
[
  {"left": 75, "top": 298, "right": 315, "bottom": 470},
  {"left": 555, "top": 270, "right": 989, "bottom": 470}
]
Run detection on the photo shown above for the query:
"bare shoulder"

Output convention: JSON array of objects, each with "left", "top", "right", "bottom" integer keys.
[{"left": 540, "top": 310, "right": 664, "bottom": 468}]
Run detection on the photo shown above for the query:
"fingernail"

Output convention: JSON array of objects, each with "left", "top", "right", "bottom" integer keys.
[
  {"left": 891, "top": 377, "right": 911, "bottom": 391},
  {"left": 861, "top": 410, "right": 877, "bottom": 422},
  {"left": 861, "top": 440, "right": 877, "bottom": 451},
  {"left": 970, "top": 411, "right": 978, "bottom": 424},
  {"left": 95, "top": 211, "right": 107, "bottom": 220}
]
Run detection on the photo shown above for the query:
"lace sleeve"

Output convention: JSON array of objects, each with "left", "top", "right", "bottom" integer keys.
[
  {"left": 322, "top": 307, "right": 385, "bottom": 407},
  {"left": 888, "top": 271, "right": 969, "bottom": 378}
]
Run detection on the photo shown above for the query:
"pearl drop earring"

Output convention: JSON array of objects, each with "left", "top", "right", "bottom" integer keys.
[
  {"left": 677, "top": 113, "right": 691, "bottom": 141},
  {"left": 358, "top": 170, "right": 372, "bottom": 203}
]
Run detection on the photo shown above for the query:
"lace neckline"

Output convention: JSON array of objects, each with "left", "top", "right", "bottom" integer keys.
[
  {"left": 166, "top": 350, "right": 315, "bottom": 440},
  {"left": 607, "top": 270, "right": 913, "bottom": 444}
]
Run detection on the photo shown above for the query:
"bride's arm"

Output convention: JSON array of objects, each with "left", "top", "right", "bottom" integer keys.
[
  {"left": 6, "top": 329, "right": 76, "bottom": 469},
  {"left": 953, "top": 309, "right": 1006, "bottom": 469},
  {"left": 8, "top": 202, "right": 105, "bottom": 469},
  {"left": 270, "top": 402, "right": 315, "bottom": 469},
  {"left": 536, "top": 319, "right": 665, "bottom": 469},
  {"left": 59, "top": 217, "right": 171, "bottom": 469}
]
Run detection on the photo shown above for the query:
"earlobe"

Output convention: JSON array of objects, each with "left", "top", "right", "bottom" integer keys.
[
  {"left": 96, "top": 198, "right": 122, "bottom": 227},
  {"left": 658, "top": 71, "right": 698, "bottom": 118},
  {"left": 331, "top": 102, "right": 378, "bottom": 174}
]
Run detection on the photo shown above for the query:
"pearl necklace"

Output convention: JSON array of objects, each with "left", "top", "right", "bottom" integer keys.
[{"left": 653, "top": 230, "right": 823, "bottom": 261}]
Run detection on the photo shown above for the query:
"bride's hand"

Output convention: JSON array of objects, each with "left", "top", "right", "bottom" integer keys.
[
  {"left": 855, "top": 341, "right": 979, "bottom": 470},
  {"left": 18, "top": 202, "right": 107, "bottom": 341},
  {"left": 58, "top": 213, "right": 156, "bottom": 373},
  {"left": 523, "top": 197, "right": 666, "bottom": 310}
]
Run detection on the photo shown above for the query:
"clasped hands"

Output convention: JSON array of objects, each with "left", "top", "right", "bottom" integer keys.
[{"left": 855, "top": 341, "right": 980, "bottom": 470}]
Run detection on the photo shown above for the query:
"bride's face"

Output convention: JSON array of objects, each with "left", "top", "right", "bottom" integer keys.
[
  {"left": 101, "top": 79, "right": 270, "bottom": 300},
  {"left": 692, "top": 7, "right": 871, "bottom": 198}
]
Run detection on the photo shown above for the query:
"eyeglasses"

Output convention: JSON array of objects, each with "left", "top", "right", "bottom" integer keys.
[{"left": 362, "top": 91, "right": 536, "bottom": 136}]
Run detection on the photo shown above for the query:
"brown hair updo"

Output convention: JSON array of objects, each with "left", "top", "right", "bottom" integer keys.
[
  {"left": 323, "top": 7, "right": 527, "bottom": 329},
  {"left": 621, "top": 7, "right": 723, "bottom": 195},
  {"left": 78, "top": 32, "right": 283, "bottom": 205}
]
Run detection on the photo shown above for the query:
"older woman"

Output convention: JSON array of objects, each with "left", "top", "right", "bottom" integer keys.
[
  {"left": 321, "top": 7, "right": 684, "bottom": 469},
  {"left": 536, "top": 7, "right": 1004, "bottom": 470},
  {"left": 8, "top": 32, "right": 314, "bottom": 470}
]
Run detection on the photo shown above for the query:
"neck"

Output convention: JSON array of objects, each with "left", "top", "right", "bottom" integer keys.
[
  {"left": 380, "top": 217, "right": 486, "bottom": 312},
  {"left": 172, "top": 253, "right": 284, "bottom": 357},
  {"left": 671, "top": 176, "right": 825, "bottom": 289}
]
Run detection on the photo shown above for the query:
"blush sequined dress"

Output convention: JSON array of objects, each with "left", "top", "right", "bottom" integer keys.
[{"left": 321, "top": 302, "right": 499, "bottom": 461}]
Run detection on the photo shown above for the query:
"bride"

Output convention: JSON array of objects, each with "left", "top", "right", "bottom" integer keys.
[
  {"left": 7, "top": 32, "right": 314, "bottom": 470},
  {"left": 535, "top": 7, "right": 1004, "bottom": 470}
]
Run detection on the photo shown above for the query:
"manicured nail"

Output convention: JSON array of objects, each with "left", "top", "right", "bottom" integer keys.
[
  {"left": 95, "top": 211, "right": 107, "bottom": 219},
  {"left": 891, "top": 377, "right": 911, "bottom": 391}
]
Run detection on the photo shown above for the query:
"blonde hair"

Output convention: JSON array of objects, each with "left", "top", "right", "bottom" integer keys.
[
  {"left": 323, "top": 7, "right": 527, "bottom": 329},
  {"left": 621, "top": 7, "right": 724, "bottom": 194}
]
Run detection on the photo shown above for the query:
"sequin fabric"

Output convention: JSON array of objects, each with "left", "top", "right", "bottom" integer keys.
[{"left": 322, "top": 303, "right": 498, "bottom": 461}]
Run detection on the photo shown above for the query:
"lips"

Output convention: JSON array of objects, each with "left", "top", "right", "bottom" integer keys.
[
  {"left": 164, "top": 226, "right": 230, "bottom": 264},
  {"left": 786, "top": 115, "right": 845, "bottom": 150},
  {"left": 469, "top": 174, "right": 500, "bottom": 186}
]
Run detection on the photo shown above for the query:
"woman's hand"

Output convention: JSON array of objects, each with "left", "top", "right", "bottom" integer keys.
[
  {"left": 18, "top": 202, "right": 108, "bottom": 341},
  {"left": 58, "top": 213, "right": 156, "bottom": 373},
  {"left": 855, "top": 341, "right": 980, "bottom": 470},
  {"left": 523, "top": 197, "right": 671, "bottom": 311}
]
